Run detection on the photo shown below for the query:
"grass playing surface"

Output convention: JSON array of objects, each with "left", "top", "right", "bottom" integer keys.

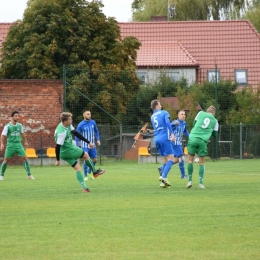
[{"left": 0, "top": 159, "right": 259, "bottom": 260}]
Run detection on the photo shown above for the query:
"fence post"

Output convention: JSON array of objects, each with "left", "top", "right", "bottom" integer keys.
[
  {"left": 62, "top": 64, "right": 66, "bottom": 111},
  {"left": 40, "top": 137, "right": 43, "bottom": 167},
  {"left": 240, "top": 122, "right": 243, "bottom": 159},
  {"left": 215, "top": 63, "right": 218, "bottom": 160},
  {"left": 119, "top": 124, "right": 123, "bottom": 160}
]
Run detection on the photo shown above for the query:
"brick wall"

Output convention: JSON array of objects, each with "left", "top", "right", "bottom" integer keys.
[{"left": 0, "top": 79, "right": 63, "bottom": 165}]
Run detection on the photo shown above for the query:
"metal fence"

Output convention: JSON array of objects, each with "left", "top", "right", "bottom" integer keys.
[{"left": 59, "top": 66, "right": 260, "bottom": 163}]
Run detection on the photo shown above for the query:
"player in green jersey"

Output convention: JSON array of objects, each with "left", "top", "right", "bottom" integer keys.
[
  {"left": 0, "top": 111, "right": 35, "bottom": 180},
  {"left": 186, "top": 106, "right": 218, "bottom": 189},
  {"left": 54, "top": 112, "right": 105, "bottom": 193}
]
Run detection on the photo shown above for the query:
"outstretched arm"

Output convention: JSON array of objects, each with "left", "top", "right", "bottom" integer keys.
[{"left": 71, "top": 130, "right": 94, "bottom": 148}]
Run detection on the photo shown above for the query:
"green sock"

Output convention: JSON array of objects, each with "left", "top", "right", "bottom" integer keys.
[
  {"left": 85, "top": 159, "right": 97, "bottom": 173},
  {"left": 199, "top": 165, "right": 205, "bottom": 184},
  {"left": 188, "top": 163, "right": 193, "bottom": 182},
  {"left": 76, "top": 171, "right": 88, "bottom": 189},
  {"left": 24, "top": 160, "right": 31, "bottom": 175},
  {"left": 1, "top": 162, "right": 7, "bottom": 176}
]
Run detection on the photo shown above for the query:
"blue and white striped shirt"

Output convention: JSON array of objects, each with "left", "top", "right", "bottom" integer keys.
[
  {"left": 171, "top": 119, "right": 189, "bottom": 145},
  {"left": 75, "top": 119, "right": 100, "bottom": 148}
]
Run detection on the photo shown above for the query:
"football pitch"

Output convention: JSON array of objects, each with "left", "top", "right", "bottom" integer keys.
[{"left": 0, "top": 159, "right": 259, "bottom": 260}]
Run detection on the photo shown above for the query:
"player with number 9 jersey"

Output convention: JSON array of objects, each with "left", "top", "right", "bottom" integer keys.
[
  {"left": 189, "top": 111, "right": 218, "bottom": 143},
  {"left": 186, "top": 106, "right": 218, "bottom": 189}
]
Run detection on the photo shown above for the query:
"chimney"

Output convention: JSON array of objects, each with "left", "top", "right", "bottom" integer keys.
[{"left": 150, "top": 16, "right": 167, "bottom": 22}]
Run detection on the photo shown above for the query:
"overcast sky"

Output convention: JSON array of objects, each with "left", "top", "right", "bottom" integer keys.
[{"left": 0, "top": 0, "right": 133, "bottom": 23}]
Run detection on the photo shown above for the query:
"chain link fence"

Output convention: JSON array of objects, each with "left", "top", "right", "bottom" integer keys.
[
  {"left": 1, "top": 66, "right": 260, "bottom": 166},
  {"left": 55, "top": 66, "right": 260, "bottom": 163}
]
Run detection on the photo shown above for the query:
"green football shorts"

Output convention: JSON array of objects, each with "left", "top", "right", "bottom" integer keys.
[
  {"left": 5, "top": 142, "right": 26, "bottom": 158},
  {"left": 60, "top": 146, "right": 85, "bottom": 166},
  {"left": 187, "top": 137, "right": 208, "bottom": 157}
]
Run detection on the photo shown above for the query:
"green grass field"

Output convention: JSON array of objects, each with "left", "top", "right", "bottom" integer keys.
[{"left": 0, "top": 159, "right": 259, "bottom": 260}]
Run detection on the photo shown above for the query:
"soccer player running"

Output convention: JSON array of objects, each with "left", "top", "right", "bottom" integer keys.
[
  {"left": 158, "top": 110, "right": 189, "bottom": 179},
  {"left": 186, "top": 106, "right": 219, "bottom": 189},
  {"left": 151, "top": 100, "right": 178, "bottom": 188},
  {"left": 75, "top": 110, "right": 101, "bottom": 180},
  {"left": 54, "top": 112, "right": 105, "bottom": 193},
  {"left": 0, "top": 111, "right": 35, "bottom": 180}
]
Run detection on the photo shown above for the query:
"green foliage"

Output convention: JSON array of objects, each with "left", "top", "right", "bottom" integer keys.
[
  {"left": 122, "top": 75, "right": 190, "bottom": 126},
  {"left": 0, "top": 0, "right": 140, "bottom": 79},
  {"left": 66, "top": 67, "right": 140, "bottom": 124},
  {"left": 243, "top": 1, "right": 260, "bottom": 33},
  {"left": 226, "top": 85, "right": 260, "bottom": 124},
  {"left": 132, "top": 0, "right": 251, "bottom": 21},
  {"left": 175, "top": 86, "right": 201, "bottom": 128},
  {"left": 190, "top": 79, "right": 238, "bottom": 124}
]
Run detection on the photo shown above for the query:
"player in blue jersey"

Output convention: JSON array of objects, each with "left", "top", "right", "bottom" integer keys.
[
  {"left": 75, "top": 110, "right": 101, "bottom": 180},
  {"left": 158, "top": 110, "right": 189, "bottom": 179},
  {"left": 150, "top": 99, "right": 178, "bottom": 188}
]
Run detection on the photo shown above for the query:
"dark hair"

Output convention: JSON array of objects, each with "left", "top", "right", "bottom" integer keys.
[
  {"left": 151, "top": 99, "right": 160, "bottom": 110},
  {"left": 11, "top": 111, "right": 19, "bottom": 117}
]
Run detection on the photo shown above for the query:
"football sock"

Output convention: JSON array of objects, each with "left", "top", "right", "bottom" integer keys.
[
  {"left": 85, "top": 159, "right": 97, "bottom": 173},
  {"left": 76, "top": 171, "right": 88, "bottom": 189},
  {"left": 188, "top": 163, "right": 193, "bottom": 181},
  {"left": 83, "top": 163, "right": 88, "bottom": 177},
  {"left": 199, "top": 165, "right": 205, "bottom": 184},
  {"left": 161, "top": 164, "right": 166, "bottom": 175},
  {"left": 1, "top": 161, "right": 7, "bottom": 176},
  {"left": 23, "top": 160, "right": 31, "bottom": 175},
  {"left": 179, "top": 161, "right": 185, "bottom": 177},
  {"left": 89, "top": 162, "right": 96, "bottom": 173},
  {"left": 162, "top": 160, "right": 174, "bottom": 178}
]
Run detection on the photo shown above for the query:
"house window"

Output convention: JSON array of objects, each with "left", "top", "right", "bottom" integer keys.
[
  {"left": 235, "top": 69, "right": 247, "bottom": 85},
  {"left": 207, "top": 70, "right": 220, "bottom": 82},
  {"left": 166, "top": 72, "right": 179, "bottom": 81},
  {"left": 137, "top": 72, "right": 146, "bottom": 84}
]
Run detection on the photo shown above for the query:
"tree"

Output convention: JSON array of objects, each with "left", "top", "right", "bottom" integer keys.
[
  {"left": 243, "top": 1, "right": 260, "bottom": 33},
  {"left": 122, "top": 76, "right": 190, "bottom": 126},
  {"left": 0, "top": 0, "right": 141, "bottom": 79},
  {"left": 0, "top": 0, "right": 141, "bottom": 123},
  {"left": 191, "top": 79, "right": 238, "bottom": 124},
  {"left": 132, "top": 0, "right": 252, "bottom": 21},
  {"left": 226, "top": 85, "right": 260, "bottom": 124}
]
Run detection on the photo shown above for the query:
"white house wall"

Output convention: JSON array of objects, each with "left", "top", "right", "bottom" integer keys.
[{"left": 137, "top": 68, "right": 196, "bottom": 86}]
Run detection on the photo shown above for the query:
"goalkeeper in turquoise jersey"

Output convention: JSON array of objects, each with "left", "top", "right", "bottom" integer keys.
[
  {"left": 75, "top": 110, "right": 101, "bottom": 180},
  {"left": 0, "top": 111, "right": 35, "bottom": 180},
  {"left": 54, "top": 112, "right": 105, "bottom": 193},
  {"left": 186, "top": 106, "right": 219, "bottom": 189}
]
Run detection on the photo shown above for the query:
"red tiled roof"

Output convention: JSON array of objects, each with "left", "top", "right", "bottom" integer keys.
[
  {"left": 0, "top": 23, "right": 13, "bottom": 49},
  {"left": 1, "top": 20, "right": 260, "bottom": 87},
  {"left": 119, "top": 20, "right": 260, "bottom": 88},
  {"left": 137, "top": 41, "right": 199, "bottom": 67}
]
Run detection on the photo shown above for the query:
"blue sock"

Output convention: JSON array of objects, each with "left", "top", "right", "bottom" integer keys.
[
  {"left": 83, "top": 163, "right": 88, "bottom": 177},
  {"left": 179, "top": 161, "right": 185, "bottom": 178},
  {"left": 162, "top": 161, "right": 174, "bottom": 178}
]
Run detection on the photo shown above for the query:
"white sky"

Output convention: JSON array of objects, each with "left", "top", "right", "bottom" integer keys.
[{"left": 0, "top": 0, "right": 133, "bottom": 23}]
